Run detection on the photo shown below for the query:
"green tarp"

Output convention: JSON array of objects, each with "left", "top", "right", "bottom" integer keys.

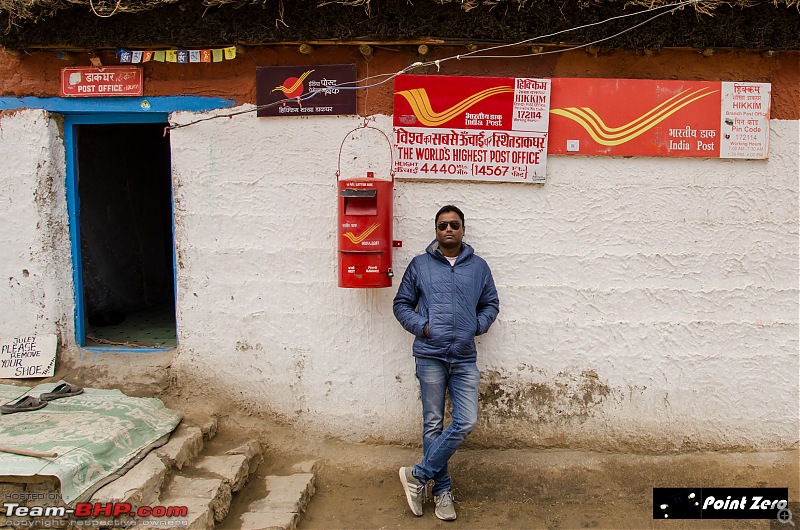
[{"left": 0, "top": 382, "right": 182, "bottom": 504}]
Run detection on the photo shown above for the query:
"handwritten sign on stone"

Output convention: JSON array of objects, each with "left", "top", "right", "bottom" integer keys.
[{"left": 0, "top": 334, "right": 57, "bottom": 378}]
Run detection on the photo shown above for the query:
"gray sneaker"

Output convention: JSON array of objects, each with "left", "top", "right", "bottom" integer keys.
[
  {"left": 398, "top": 467, "right": 424, "bottom": 516},
  {"left": 434, "top": 490, "right": 457, "bottom": 521}
]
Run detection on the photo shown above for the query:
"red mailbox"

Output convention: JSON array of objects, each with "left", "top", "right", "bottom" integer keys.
[{"left": 338, "top": 171, "right": 393, "bottom": 288}]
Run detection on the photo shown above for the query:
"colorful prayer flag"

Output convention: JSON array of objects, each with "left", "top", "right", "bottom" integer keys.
[{"left": 121, "top": 47, "right": 236, "bottom": 65}]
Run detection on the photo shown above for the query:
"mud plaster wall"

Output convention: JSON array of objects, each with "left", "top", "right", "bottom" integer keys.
[
  {"left": 0, "top": 109, "right": 74, "bottom": 347},
  {"left": 0, "top": 47, "right": 798, "bottom": 451},
  {"left": 0, "top": 47, "right": 798, "bottom": 120}
]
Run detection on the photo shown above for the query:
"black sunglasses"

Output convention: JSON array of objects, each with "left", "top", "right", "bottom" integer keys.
[{"left": 437, "top": 221, "right": 462, "bottom": 231}]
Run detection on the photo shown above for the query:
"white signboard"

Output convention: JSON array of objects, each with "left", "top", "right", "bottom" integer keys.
[
  {"left": 720, "top": 82, "right": 771, "bottom": 159},
  {"left": 393, "top": 75, "right": 551, "bottom": 183},
  {"left": 0, "top": 334, "right": 57, "bottom": 378}
]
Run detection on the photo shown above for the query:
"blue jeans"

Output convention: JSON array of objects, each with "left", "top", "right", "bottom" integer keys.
[{"left": 413, "top": 357, "right": 480, "bottom": 496}]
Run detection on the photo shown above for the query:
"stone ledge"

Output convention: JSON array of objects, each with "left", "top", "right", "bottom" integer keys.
[
  {"left": 193, "top": 454, "right": 250, "bottom": 493},
  {"left": 239, "top": 510, "right": 299, "bottom": 530},
  {"left": 156, "top": 424, "right": 203, "bottom": 470},
  {"left": 59, "top": 349, "right": 175, "bottom": 396},
  {"left": 91, "top": 451, "right": 167, "bottom": 506},
  {"left": 163, "top": 476, "right": 232, "bottom": 523},
  {"left": 248, "top": 473, "right": 316, "bottom": 514}
]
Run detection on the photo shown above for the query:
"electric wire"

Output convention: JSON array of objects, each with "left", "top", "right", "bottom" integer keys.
[
  {"left": 428, "top": 0, "right": 699, "bottom": 61},
  {"left": 452, "top": 2, "right": 692, "bottom": 60},
  {"left": 168, "top": 0, "right": 701, "bottom": 131}
]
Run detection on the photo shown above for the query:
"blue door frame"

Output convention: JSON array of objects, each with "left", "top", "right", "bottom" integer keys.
[
  {"left": 0, "top": 96, "right": 232, "bottom": 353},
  {"left": 64, "top": 113, "right": 173, "bottom": 351}
]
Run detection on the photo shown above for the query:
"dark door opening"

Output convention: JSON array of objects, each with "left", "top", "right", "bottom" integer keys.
[{"left": 76, "top": 122, "right": 176, "bottom": 347}]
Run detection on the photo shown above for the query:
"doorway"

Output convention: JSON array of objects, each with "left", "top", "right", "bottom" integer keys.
[{"left": 68, "top": 117, "right": 176, "bottom": 348}]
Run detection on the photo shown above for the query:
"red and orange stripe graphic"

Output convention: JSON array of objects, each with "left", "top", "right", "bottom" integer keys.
[
  {"left": 343, "top": 223, "right": 380, "bottom": 245},
  {"left": 272, "top": 70, "right": 315, "bottom": 96},
  {"left": 550, "top": 86, "right": 719, "bottom": 146},
  {"left": 397, "top": 86, "right": 514, "bottom": 127}
]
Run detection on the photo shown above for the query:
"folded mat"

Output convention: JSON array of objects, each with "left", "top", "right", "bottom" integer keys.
[{"left": 0, "top": 381, "right": 182, "bottom": 504}]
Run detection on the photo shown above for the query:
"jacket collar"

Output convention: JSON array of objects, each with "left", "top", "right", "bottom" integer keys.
[{"left": 426, "top": 240, "right": 474, "bottom": 265}]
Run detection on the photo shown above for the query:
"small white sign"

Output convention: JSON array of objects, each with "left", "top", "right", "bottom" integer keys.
[
  {"left": 719, "top": 82, "right": 771, "bottom": 159},
  {"left": 512, "top": 78, "right": 551, "bottom": 132},
  {"left": 0, "top": 334, "right": 57, "bottom": 378}
]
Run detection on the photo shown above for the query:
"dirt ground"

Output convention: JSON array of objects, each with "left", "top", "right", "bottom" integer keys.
[
  {"left": 160, "top": 387, "right": 799, "bottom": 530},
  {"left": 13, "top": 363, "right": 795, "bottom": 530}
]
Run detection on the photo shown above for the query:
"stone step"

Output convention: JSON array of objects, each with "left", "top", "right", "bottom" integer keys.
[
  {"left": 192, "top": 440, "right": 262, "bottom": 493},
  {"left": 91, "top": 418, "right": 216, "bottom": 508},
  {"left": 143, "top": 437, "right": 265, "bottom": 529},
  {"left": 156, "top": 423, "right": 205, "bottom": 470},
  {"left": 90, "top": 451, "right": 167, "bottom": 506},
  {"left": 161, "top": 476, "right": 232, "bottom": 524},
  {"left": 234, "top": 466, "right": 318, "bottom": 530},
  {"left": 198, "top": 415, "right": 219, "bottom": 441},
  {"left": 148, "top": 439, "right": 262, "bottom": 529}
]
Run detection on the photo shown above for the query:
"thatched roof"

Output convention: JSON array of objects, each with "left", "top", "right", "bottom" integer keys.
[
  {"left": 1, "top": 0, "right": 797, "bottom": 22},
  {"left": 1, "top": 0, "right": 798, "bottom": 50}
]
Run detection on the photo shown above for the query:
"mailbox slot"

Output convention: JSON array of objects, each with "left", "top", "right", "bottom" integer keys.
[{"left": 341, "top": 188, "right": 378, "bottom": 216}]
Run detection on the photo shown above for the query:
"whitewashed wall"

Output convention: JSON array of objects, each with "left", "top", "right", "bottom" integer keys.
[
  {"left": 0, "top": 109, "right": 74, "bottom": 347},
  {"left": 0, "top": 107, "right": 796, "bottom": 451},
  {"left": 168, "top": 107, "right": 798, "bottom": 451}
]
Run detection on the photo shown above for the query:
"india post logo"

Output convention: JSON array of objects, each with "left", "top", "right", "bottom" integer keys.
[
  {"left": 550, "top": 85, "right": 719, "bottom": 146},
  {"left": 256, "top": 64, "right": 356, "bottom": 117},
  {"left": 396, "top": 86, "right": 513, "bottom": 127},
  {"left": 343, "top": 223, "right": 380, "bottom": 245},
  {"left": 272, "top": 70, "right": 314, "bottom": 98}
]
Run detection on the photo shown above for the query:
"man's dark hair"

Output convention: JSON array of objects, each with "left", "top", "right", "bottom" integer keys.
[{"left": 435, "top": 205, "right": 465, "bottom": 226}]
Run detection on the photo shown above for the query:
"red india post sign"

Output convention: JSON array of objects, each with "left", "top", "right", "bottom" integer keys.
[
  {"left": 547, "top": 78, "right": 771, "bottom": 159},
  {"left": 393, "top": 74, "right": 551, "bottom": 183},
  {"left": 61, "top": 67, "right": 143, "bottom": 97}
]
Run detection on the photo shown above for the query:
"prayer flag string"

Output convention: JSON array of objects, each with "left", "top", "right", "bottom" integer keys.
[{"left": 117, "top": 46, "right": 237, "bottom": 64}]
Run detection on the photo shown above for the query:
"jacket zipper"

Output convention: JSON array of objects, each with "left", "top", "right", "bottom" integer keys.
[{"left": 450, "top": 263, "right": 456, "bottom": 357}]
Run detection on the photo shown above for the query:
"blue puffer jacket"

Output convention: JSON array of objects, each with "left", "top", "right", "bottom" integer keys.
[{"left": 393, "top": 240, "right": 500, "bottom": 363}]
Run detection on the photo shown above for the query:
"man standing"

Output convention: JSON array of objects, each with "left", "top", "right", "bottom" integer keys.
[{"left": 393, "top": 205, "right": 500, "bottom": 521}]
